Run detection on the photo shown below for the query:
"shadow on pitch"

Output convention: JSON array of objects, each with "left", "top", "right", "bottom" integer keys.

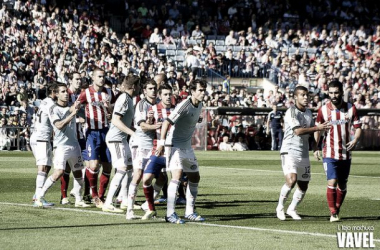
[
  {"left": 193, "top": 200, "right": 277, "bottom": 209},
  {"left": 0, "top": 221, "right": 159, "bottom": 231}
]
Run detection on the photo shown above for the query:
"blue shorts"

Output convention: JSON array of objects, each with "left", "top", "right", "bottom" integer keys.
[
  {"left": 323, "top": 158, "right": 351, "bottom": 181},
  {"left": 85, "top": 128, "right": 111, "bottom": 163},
  {"left": 78, "top": 138, "right": 88, "bottom": 161},
  {"left": 143, "top": 155, "right": 166, "bottom": 179}
]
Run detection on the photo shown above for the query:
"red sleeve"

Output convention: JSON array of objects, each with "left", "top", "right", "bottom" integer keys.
[
  {"left": 78, "top": 90, "right": 87, "bottom": 104},
  {"left": 316, "top": 108, "right": 324, "bottom": 124},
  {"left": 351, "top": 105, "right": 361, "bottom": 128}
]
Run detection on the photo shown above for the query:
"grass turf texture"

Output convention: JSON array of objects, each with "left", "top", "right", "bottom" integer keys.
[{"left": 0, "top": 151, "right": 379, "bottom": 250}]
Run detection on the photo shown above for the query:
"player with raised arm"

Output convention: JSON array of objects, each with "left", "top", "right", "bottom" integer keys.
[
  {"left": 314, "top": 80, "right": 362, "bottom": 222},
  {"left": 125, "top": 78, "right": 160, "bottom": 220},
  {"left": 77, "top": 68, "right": 114, "bottom": 208},
  {"left": 30, "top": 84, "right": 57, "bottom": 207},
  {"left": 156, "top": 79, "right": 207, "bottom": 224},
  {"left": 35, "top": 83, "right": 89, "bottom": 208},
  {"left": 276, "top": 86, "right": 331, "bottom": 220},
  {"left": 140, "top": 83, "right": 175, "bottom": 220},
  {"left": 102, "top": 75, "right": 140, "bottom": 213}
]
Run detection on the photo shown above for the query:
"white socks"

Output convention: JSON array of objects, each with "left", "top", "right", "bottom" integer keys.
[
  {"left": 153, "top": 183, "right": 163, "bottom": 200},
  {"left": 288, "top": 188, "right": 306, "bottom": 211},
  {"left": 118, "top": 169, "right": 132, "bottom": 203},
  {"left": 185, "top": 181, "right": 198, "bottom": 216},
  {"left": 277, "top": 184, "right": 292, "bottom": 209},
  {"left": 35, "top": 171, "right": 47, "bottom": 198},
  {"left": 166, "top": 180, "right": 180, "bottom": 217},
  {"left": 39, "top": 176, "right": 56, "bottom": 198},
  {"left": 127, "top": 183, "right": 138, "bottom": 211},
  {"left": 105, "top": 170, "right": 125, "bottom": 206},
  {"left": 73, "top": 177, "right": 84, "bottom": 202}
]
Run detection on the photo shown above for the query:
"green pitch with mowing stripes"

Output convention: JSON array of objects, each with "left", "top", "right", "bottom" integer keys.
[{"left": 0, "top": 151, "right": 379, "bottom": 250}]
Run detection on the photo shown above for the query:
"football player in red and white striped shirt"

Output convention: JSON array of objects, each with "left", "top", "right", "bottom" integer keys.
[
  {"left": 314, "top": 80, "right": 362, "bottom": 222},
  {"left": 77, "top": 68, "right": 115, "bottom": 208},
  {"left": 140, "top": 83, "right": 175, "bottom": 220}
]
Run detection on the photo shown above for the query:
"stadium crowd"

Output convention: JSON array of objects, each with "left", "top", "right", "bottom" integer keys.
[{"left": 1, "top": 0, "right": 380, "bottom": 152}]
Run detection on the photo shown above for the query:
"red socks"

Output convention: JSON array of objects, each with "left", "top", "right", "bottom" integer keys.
[
  {"left": 144, "top": 185, "right": 155, "bottom": 211},
  {"left": 98, "top": 172, "right": 110, "bottom": 200},
  {"left": 336, "top": 188, "right": 347, "bottom": 211},
  {"left": 326, "top": 186, "right": 337, "bottom": 215},
  {"left": 85, "top": 168, "right": 99, "bottom": 198},
  {"left": 60, "top": 172, "right": 70, "bottom": 198}
]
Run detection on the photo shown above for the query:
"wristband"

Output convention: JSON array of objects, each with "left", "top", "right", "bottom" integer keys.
[{"left": 157, "top": 139, "right": 165, "bottom": 146}]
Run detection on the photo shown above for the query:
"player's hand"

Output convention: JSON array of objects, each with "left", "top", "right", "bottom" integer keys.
[
  {"left": 317, "top": 121, "right": 331, "bottom": 131},
  {"left": 74, "top": 101, "right": 81, "bottom": 110},
  {"left": 313, "top": 150, "right": 321, "bottom": 161},
  {"left": 155, "top": 145, "right": 164, "bottom": 156},
  {"left": 154, "top": 122, "right": 163, "bottom": 129},
  {"left": 346, "top": 139, "right": 358, "bottom": 151}
]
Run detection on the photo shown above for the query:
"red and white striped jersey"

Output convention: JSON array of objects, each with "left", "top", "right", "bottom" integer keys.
[
  {"left": 150, "top": 102, "right": 175, "bottom": 152},
  {"left": 316, "top": 101, "right": 361, "bottom": 160},
  {"left": 78, "top": 85, "right": 115, "bottom": 130}
]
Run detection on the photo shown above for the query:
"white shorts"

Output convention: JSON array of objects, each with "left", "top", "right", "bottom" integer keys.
[
  {"left": 106, "top": 140, "right": 132, "bottom": 168},
  {"left": 132, "top": 147, "right": 152, "bottom": 170},
  {"left": 281, "top": 154, "right": 311, "bottom": 181},
  {"left": 53, "top": 144, "right": 83, "bottom": 171},
  {"left": 30, "top": 139, "right": 53, "bottom": 166},
  {"left": 166, "top": 147, "right": 199, "bottom": 173}
]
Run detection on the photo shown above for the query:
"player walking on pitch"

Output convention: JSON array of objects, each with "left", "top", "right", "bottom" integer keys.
[
  {"left": 314, "top": 80, "right": 361, "bottom": 222},
  {"left": 276, "top": 86, "right": 331, "bottom": 220},
  {"left": 156, "top": 79, "right": 207, "bottom": 224}
]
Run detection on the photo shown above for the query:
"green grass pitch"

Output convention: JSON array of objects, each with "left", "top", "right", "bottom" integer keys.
[{"left": 0, "top": 151, "right": 379, "bottom": 250}]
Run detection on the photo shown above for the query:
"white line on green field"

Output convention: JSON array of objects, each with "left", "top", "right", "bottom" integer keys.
[
  {"left": 0, "top": 202, "right": 379, "bottom": 243},
  {"left": 202, "top": 166, "right": 380, "bottom": 179}
]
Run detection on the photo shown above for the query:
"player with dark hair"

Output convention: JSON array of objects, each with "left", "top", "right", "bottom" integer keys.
[
  {"left": 314, "top": 80, "right": 362, "bottom": 222},
  {"left": 102, "top": 75, "right": 140, "bottom": 213},
  {"left": 125, "top": 78, "right": 159, "bottom": 219},
  {"left": 156, "top": 79, "right": 207, "bottom": 224},
  {"left": 140, "top": 83, "right": 175, "bottom": 220},
  {"left": 35, "top": 83, "right": 89, "bottom": 208},
  {"left": 276, "top": 85, "right": 331, "bottom": 220},
  {"left": 30, "top": 83, "right": 58, "bottom": 207},
  {"left": 77, "top": 68, "right": 115, "bottom": 208}
]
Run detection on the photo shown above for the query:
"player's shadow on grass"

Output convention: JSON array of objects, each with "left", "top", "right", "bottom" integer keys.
[
  {"left": 192, "top": 200, "right": 277, "bottom": 209},
  {"left": 206, "top": 213, "right": 275, "bottom": 221},
  {"left": 0, "top": 222, "right": 159, "bottom": 231}
]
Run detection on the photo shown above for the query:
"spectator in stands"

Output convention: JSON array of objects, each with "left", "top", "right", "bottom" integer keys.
[
  {"left": 219, "top": 134, "right": 233, "bottom": 151},
  {"left": 191, "top": 25, "right": 204, "bottom": 39}
]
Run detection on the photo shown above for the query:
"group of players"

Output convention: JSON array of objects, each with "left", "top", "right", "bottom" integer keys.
[
  {"left": 31, "top": 68, "right": 207, "bottom": 224},
  {"left": 30, "top": 66, "right": 361, "bottom": 223}
]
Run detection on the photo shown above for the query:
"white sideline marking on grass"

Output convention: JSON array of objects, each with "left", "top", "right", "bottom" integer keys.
[
  {"left": 203, "top": 166, "right": 380, "bottom": 179},
  {"left": 1, "top": 202, "right": 380, "bottom": 242}
]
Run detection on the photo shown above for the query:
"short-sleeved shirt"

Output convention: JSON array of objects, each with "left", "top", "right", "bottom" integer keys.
[
  {"left": 166, "top": 97, "right": 203, "bottom": 148},
  {"left": 316, "top": 101, "right": 361, "bottom": 160},
  {"left": 134, "top": 98, "right": 156, "bottom": 149},
  {"left": 50, "top": 104, "right": 78, "bottom": 147},
  {"left": 150, "top": 102, "right": 175, "bottom": 151},
  {"left": 106, "top": 93, "right": 134, "bottom": 142},
  {"left": 268, "top": 110, "right": 283, "bottom": 129},
  {"left": 281, "top": 106, "right": 314, "bottom": 158},
  {"left": 30, "top": 97, "right": 55, "bottom": 142},
  {"left": 77, "top": 85, "right": 115, "bottom": 130}
]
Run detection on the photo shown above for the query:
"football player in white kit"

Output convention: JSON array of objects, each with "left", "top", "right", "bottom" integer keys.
[
  {"left": 126, "top": 78, "right": 160, "bottom": 220},
  {"left": 276, "top": 85, "right": 331, "bottom": 220},
  {"left": 102, "top": 75, "right": 140, "bottom": 213},
  {"left": 156, "top": 79, "right": 207, "bottom": 224},
  {"left": 30, "top": 84, "right": 57, "bottom": 207},
  {"left": 35, "top": 83, "right": 89, "bottom": 208}
]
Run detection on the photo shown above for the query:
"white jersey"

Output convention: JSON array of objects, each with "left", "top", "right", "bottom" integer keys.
[
  {"left": 166, "top": 97, "right": 202, "bottom": 148},
  {"left": 50, "top": 104, "right": 78, "bottom": 147},
  {"left": 280, "top": 106, "right": 314, "bottom": 158},
  {"left": 106, "top": 93, "right": 134, "bottom": 142},
  {"left": 134, "top": 98, "right": 156, "bottom": 149},
  {"left": 30, "top": 97, "right": 55, "bottom": 142}
]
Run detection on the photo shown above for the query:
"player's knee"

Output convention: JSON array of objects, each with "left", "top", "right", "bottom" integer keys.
[{"left": 286, "top": 176, "right": 297, "bottom": 188}]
